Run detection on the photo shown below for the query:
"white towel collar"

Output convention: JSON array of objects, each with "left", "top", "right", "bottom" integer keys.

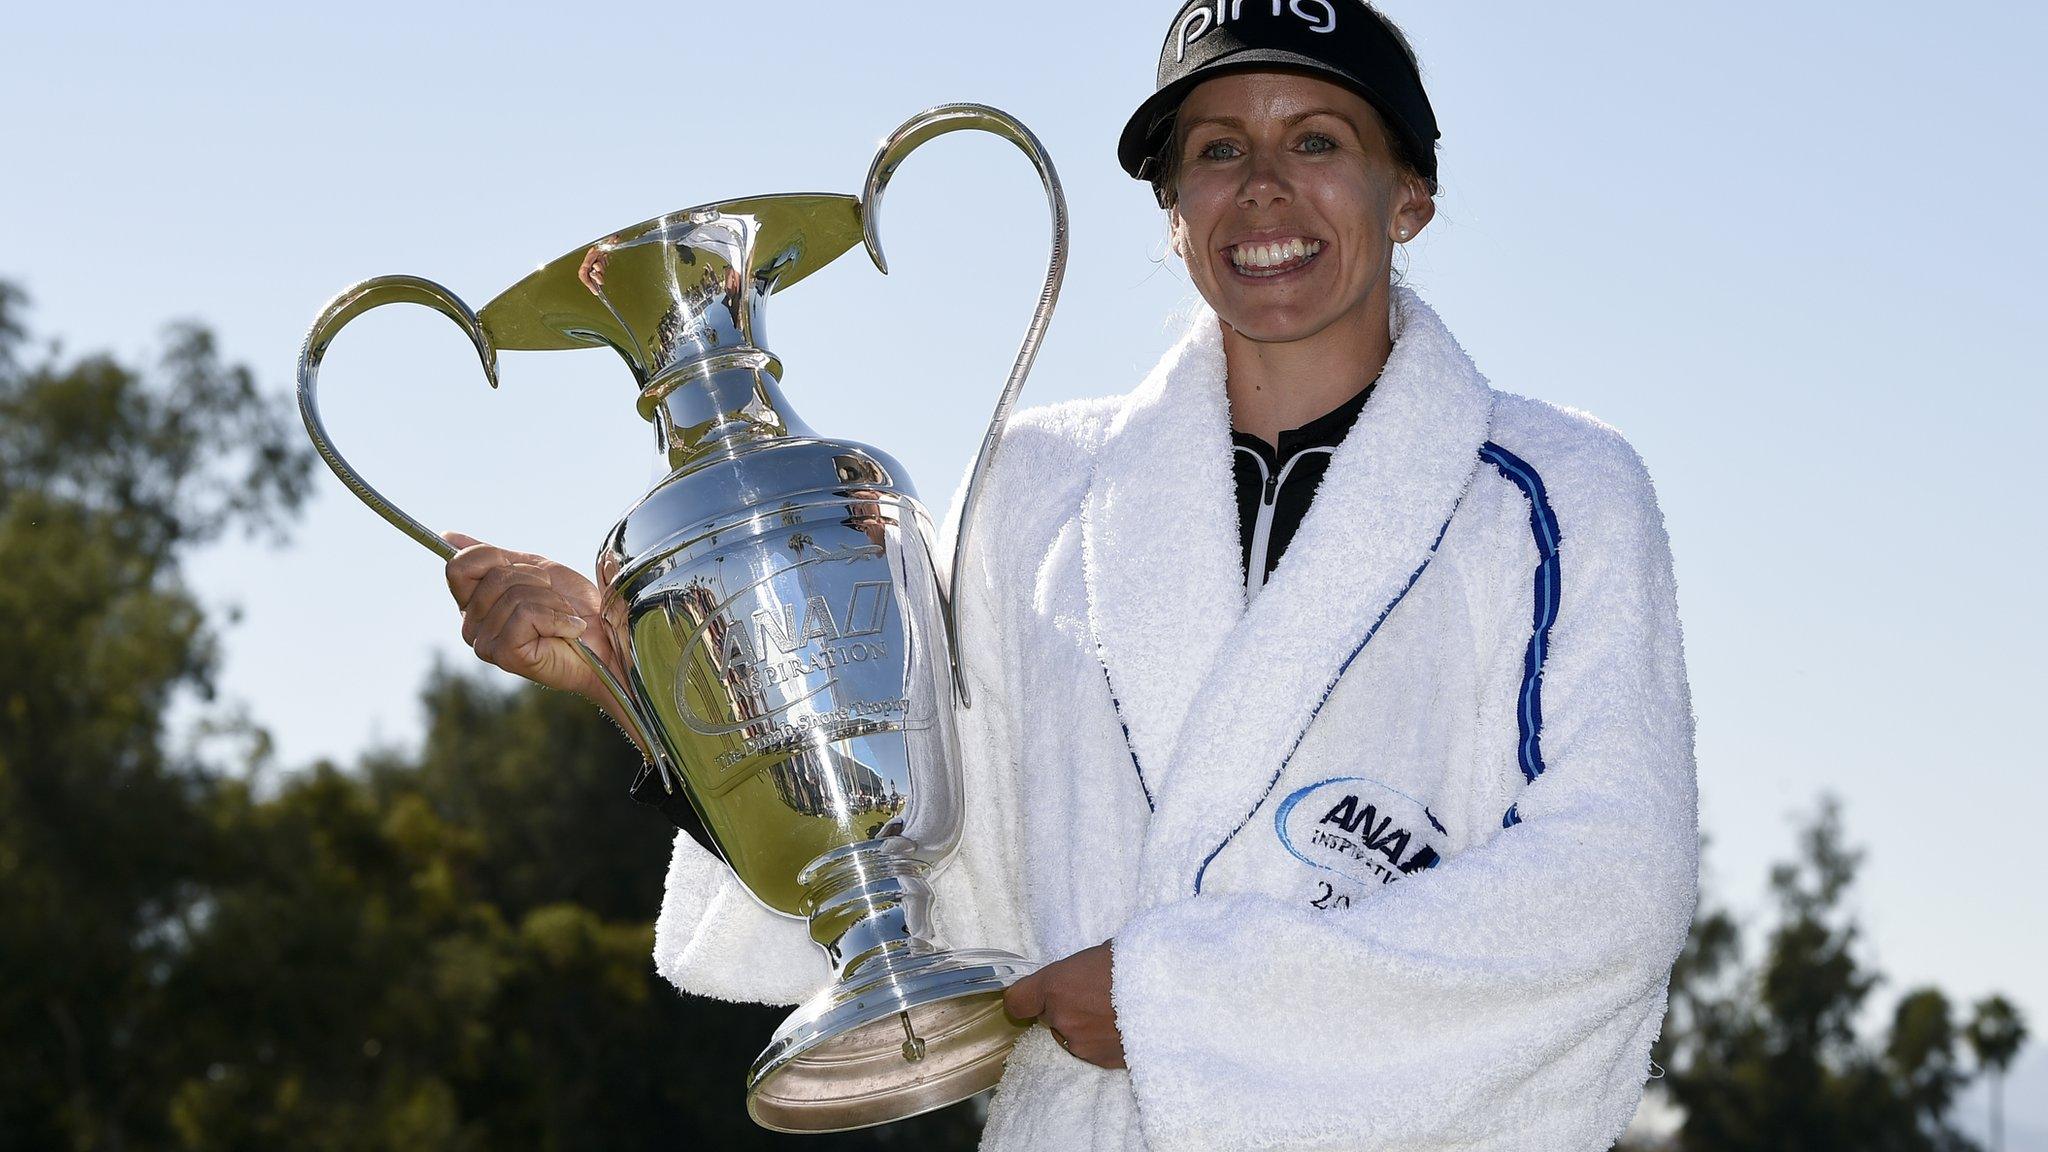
[{"left": 1081, "top": 286, "right": 1496, "bottom": 901}]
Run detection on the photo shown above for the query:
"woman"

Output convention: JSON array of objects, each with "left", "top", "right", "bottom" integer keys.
[{"left": 445, "top": 3, "right": 1697, "bottom": 1148}]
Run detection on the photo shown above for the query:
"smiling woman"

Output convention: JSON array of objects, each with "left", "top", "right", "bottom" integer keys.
[
  {"left": 1162, "top": 71, "right": 1435, "bottom": 443},
  {"left": 512, "top": 2, "right": 1700, "bottom": 1150}
]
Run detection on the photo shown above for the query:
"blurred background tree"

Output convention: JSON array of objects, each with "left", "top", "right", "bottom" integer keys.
[
  {"left": 0, "top": 278, "right": 314, "bottom": 1149},
  {"left": 1634, "top": 798, "right": 2028, "bottom": 1151},
  {"left": 1966, "top": 996, "right": 2029, "bottom": 1152},
  {"left": 0, "top": 284, "right": 982, "bottom": 1151}
]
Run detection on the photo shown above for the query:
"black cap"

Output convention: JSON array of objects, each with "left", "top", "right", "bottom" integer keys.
[{"left": 1118, "top": 1, "right": 1441, "bottom": 192}]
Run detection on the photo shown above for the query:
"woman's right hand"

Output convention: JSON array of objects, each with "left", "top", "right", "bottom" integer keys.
[{"left": 441, "top": 531, "right": 620, "bottom": 705}]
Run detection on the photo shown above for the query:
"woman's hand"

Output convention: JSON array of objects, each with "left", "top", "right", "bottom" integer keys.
[
  {"left": 441, "top": 531, "right": 621, "bottom": 705},
  {"left": 1002, "top": 941, "right": 1126, "bottom": 1069}
]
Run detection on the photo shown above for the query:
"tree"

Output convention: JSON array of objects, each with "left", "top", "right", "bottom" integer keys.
[
  {"left": 0, "top": 282, "right": 313, "bottom": 1150},
  {"left": 1889, "top": 989, "right": 1969, "bottom": 1142},
  {"left": 1644, "top": 798, "right": 2025, "bottom": 1152},
  {"left": 1964, "top": 996, "right": 2028, "bottom": 1152}
]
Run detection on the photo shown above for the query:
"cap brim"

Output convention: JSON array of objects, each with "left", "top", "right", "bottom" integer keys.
[{"left": 1115, "top": 48, "right": 1395, "bottom": 181}]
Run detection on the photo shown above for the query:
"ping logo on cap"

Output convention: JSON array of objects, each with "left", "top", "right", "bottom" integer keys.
[{"left": 1176, "top": 0, "right": 1340, "bottom": 63}]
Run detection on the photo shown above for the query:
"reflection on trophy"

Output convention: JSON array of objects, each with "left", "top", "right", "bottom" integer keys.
[{"left": 295, "top": 105, "right": 1066, "bottom": 1132}]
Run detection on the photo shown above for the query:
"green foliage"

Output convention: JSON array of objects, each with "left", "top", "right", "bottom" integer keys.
[
  {"left": 1964, "top": 996, "right": 2029, "bottom": 1152},
  {"left": 0, "top": 283, "right": 313, "bottom": 1151},
  {"left": 1890, "top": 990, "right": 1967, "bottom": 1125},
  {"left": 0, "top": 285, "right": 982, "bottom": 1150},
  {"left": 1641, "top": 799, "right": 2023, "bottom": 1152},
  {"left": 1965, "top": 995, "right": 2028, "bottom": 1077}
]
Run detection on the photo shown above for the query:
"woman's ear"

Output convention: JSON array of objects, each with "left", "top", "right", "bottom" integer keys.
[{"left": 1391, "top": 173, "right": 1437, "bottom": 242}]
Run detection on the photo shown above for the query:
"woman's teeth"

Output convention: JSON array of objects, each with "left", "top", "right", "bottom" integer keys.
[{"left": 1229, "top": 238, "right": 1323, "bottom": 276}]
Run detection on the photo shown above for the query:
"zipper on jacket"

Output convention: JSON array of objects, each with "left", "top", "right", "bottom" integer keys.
[{"left": 1235, "top": 445, "right": 1333, "bottom": 603}]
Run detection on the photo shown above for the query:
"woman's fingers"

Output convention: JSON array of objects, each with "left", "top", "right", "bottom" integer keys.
[
  {"left": 540, "top": 564, "right": 604, "bottom": 617},
  {"left": 472, "top": 581, "right": 584, "bottom": 654},
  {"left": 471, "top": 595, "right": 590, "bottom": 686},
  {"left": 458, "top": 566, "right": 554, "bottom": 643},
  {"left": 444, "top": 536, "right": 511, "bottom": 607},
  {"left": 1002, "top": 943, "right": 1125, "bottom": 1068},
  {"left": 1003, "top": 972, "right": 1046, "bottom": 1022},
  {"left": 1037, "top": 1004, "right": 1124, "bottom": 1069},
  {"left": 441, "top": 533, "right": 609, "bottom": 696}
]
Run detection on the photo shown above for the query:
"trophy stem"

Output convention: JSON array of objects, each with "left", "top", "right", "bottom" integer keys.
[
  {"left": 799, "top": 841, "right": 940, "bottom": 975},
  {"left": 745, "top": 841, "right": 1039, "bottom": 1133},
  {"left": 642, "top": 352, "right": 811, "bottom": 475}
]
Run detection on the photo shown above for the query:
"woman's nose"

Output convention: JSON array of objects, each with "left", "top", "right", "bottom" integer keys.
[{"left": 1236, "top": 149, "right": 1291, "bottom": 208}]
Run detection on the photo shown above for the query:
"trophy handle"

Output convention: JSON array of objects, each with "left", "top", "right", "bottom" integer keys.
[
  {"left": 860, "top": 105, "right": 1069, "bottom": 709},
  {"left": 296, "top": 276, "right": 680, "bottom": 793}
]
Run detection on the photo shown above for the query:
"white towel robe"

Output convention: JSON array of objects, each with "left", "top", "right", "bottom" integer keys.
[{"left": 653, "top": 287, "right": 1699, "bottom": 1152}]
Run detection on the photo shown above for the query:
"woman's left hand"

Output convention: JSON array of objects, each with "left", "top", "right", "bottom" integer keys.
[{"left": 1002, "top": 941, "right": 1126, "bottom": 1069}]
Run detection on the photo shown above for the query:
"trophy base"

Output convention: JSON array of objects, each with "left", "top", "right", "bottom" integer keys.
[{"left": 746, "top": 947, "right": 1039, "bottom": 1133}]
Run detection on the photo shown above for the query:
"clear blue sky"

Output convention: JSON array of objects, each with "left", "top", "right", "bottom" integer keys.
[{"left": 5, "top": 1, "right": 2043, "bottom": 1142}]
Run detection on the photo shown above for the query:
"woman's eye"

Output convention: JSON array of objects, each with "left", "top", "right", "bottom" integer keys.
[
  {"left": 1299, "top": 133, "right": 1337, "bottom": 154},
  {"left": 1195, "top": 140, "right": 1242, "bottom": 161}
]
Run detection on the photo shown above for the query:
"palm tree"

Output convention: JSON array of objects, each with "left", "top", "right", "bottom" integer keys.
[{"left": 1963, "top": 996, "right": 2028, "bottom": 1152}]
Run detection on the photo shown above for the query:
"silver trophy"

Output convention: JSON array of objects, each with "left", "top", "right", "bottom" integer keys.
[{"left": 296, "top": 105, "right": 1065, "bottom": 1132}]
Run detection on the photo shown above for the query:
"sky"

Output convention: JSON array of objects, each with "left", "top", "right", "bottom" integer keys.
[{"left": 4, "top": 0, "right": 2044, "bottom": 1143}]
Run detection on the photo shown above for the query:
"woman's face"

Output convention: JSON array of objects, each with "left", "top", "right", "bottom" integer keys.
[{"left": 1168, "top": 70, "right": 1433, "bottom": 348}]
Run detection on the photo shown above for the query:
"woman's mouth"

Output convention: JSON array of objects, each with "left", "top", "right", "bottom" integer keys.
[{"left": 1227, "top": 237, "right": 1324, "bottom": 279}]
